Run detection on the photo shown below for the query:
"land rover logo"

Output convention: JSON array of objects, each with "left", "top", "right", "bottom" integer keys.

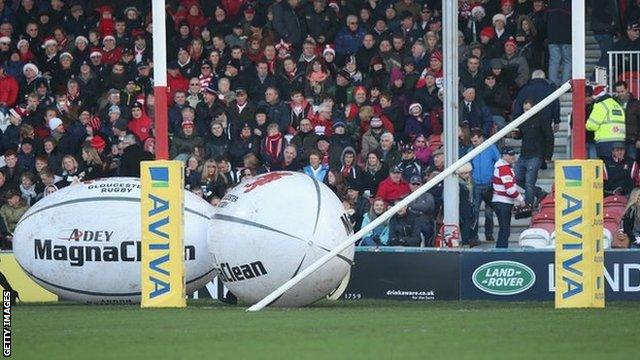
[{"left": 472, "top": 261, "right": 536, "bottom": 295}]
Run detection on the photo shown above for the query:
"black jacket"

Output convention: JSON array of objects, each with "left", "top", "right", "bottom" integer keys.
[
  {"left": 516, "top": 112, "right": 554, "bottom": 160},
  {"left": 119, "top": 144, "right": 153, "bottom": 178},
  {"left": 271, "top": 2, "right": 306, "bottom": 47}
]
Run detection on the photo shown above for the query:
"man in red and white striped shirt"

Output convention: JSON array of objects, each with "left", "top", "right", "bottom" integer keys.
[{"left": 492, "top": 147, "right": 525, "bottom": 248}]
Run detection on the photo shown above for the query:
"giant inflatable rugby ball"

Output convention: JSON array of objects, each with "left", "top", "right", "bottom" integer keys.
[
  {"left": 208, "top": 171, "right": 354, "bottom": 307},
  {"left": 13, "top": 177, "right": 215, "bottom": 303}
]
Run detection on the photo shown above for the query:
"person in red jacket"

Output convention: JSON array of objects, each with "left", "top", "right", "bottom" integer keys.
[
  {"left": 0, "top": 64, "right": 19, "bottom": 113},
  {"left": 376, "top": 165, "right": 411, "bottom": 203},
  {"left": 167, "top": 63, "right": 189, "bottom": 102},
  {"left": 127, "top": 102, "right": 152, "bottom": 143},
  {"left": 491, "top": 146, "right": 525, "bottom": 248}
]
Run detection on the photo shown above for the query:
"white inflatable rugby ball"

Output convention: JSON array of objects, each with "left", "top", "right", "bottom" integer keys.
[
  {"left": 208, "top": 171, "right": 354, "bottom": 307},
  {"left": 13, "top": 177, "right": 216, "bottom": 304}
]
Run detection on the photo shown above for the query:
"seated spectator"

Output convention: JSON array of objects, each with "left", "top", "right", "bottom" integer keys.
[
  {"left": 405, "top": 102, "right": 432, "bottom": 140},
  {"left": 271, "top": 144, "right": 302, "bottom": 172},
  {"left": 376, "top": 165, "right": 411, "bottom": 203},
  {"left": 19, "top": 172, "right": 37, "bottom": 206},
  {"left": 500, "top": 36, "right": 530, "bottom": 88},
  {"left": 604, "top": 143, "right": 635, "bottom": 196},
  {"left": 185, "top": 155, "right": 202, "bottom": 190},
  {"left": 303, "top": 150, "right": 329, "bottom": 182},
  {"left": 378, "top": 132, "right": 401, "bottom": 170},
  {"left": 359, "top": 197, "right": 390, "bottom": 246},
  {"left": 619, "top": 188, "right": 640, "bottom": 248},
  {"left": 459, "top": 87, "right": 493, "bottom": 137},
  {"left": 119, "top": 134, "right": 153, "bottom": 177},
  {"left": 323, "top": 170, "right": 347, "bottom": 199},
  {"left": 360, "top": 116, "right": 387, "bottom": 160},
  {"left": 1, "top": 150, "right": 22, "bottom": 189},
  {"left": 0, "top": 189, "right": 29, "bottom": 250},
  {"left": 171, "top": 119, "right": 204, "bottom": 159},
  {"left": 388, "top": 202, "right": 428, "bottom": 247},
  {"left": 201, "top": 159, "right": 227, "bottom": 200},
  {"left": 80, "top": 145, "right": 104, "bottom": 180}
]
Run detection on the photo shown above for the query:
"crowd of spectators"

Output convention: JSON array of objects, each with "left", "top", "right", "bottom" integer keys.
[{"left": 0, "top": 0, "right": 639, "bottom": 250}]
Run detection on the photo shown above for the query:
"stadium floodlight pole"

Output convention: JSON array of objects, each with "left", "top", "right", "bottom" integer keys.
[
  {"left": 152, "top": 0, "right": 169, "bottom": 160},
  {"left": 442, "top": 0, "right": 460, "bottom": 240},
  {"left": 248, "top": 81, "right": 573, "bottom": 312},
  {"left": 571, "top": 0, "right": 586, "bottom": 159}
]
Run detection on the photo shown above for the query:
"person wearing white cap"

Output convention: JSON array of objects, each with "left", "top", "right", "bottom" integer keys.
[
  {"left": 101, "top": 35, "right": 122, "bottom": 66},
  {"left": 48, "top": 117, "right": 63, "bottom": 133}
]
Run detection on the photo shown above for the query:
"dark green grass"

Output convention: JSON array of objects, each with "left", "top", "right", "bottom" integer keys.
[{"left": 12, "top": 300, "right": 637, "bottom": 359}]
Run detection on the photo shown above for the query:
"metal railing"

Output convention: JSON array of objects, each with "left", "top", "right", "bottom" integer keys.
[{"left": 608, "top": 50, "right": 640, "bottom": 94}]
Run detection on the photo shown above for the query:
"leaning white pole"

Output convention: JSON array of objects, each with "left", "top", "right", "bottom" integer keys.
[{"left": 247, "top": 82, "right": 573, "bottom": 312}]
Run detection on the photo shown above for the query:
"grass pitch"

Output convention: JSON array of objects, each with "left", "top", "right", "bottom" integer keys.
[{"left": 13, "top": 300, "right": 637, "bottom": 359}]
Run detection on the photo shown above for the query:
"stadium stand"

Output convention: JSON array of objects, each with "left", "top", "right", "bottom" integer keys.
[{"left": 0, "top": 0, "right": 639, "bottom": 250}]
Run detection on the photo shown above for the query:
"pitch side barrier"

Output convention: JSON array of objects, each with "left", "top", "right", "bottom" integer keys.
[
  {"left": 342, "top": 247, "right": 640, "bottom": 301},
  {"left": 248, "top": 81, "right": 573, "bottom": 311}
]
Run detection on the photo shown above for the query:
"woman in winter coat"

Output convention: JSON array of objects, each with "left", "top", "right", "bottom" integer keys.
[
  {"left": 80, "top": 145, "right": 104, "bottom": 180},
  {"left": 359, "top": 198, "right": 390, "bottom": 246},
  {"left": 201, "top": 159, "right": 229, "bottom": 200},
  {"left": 56, "top": 155, "right": 84, "bottom": 188},
  {"left": 360, "top": 151, "right": 388, "bottom": 197},
  {"left": 404, "top": 102, "right": 432, "bottom": 140}
]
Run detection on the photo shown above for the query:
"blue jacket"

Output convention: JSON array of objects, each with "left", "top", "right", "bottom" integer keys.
[
  {"left": 513, "top": 78, "right": 561, "bottom": 123},
  {"left": 335, "top": 26, "right": 366, "bottom": 55},
  {"left": 360, "top": 213, "right": 390, "bottom": 245},
  {"left": 471, "top": 144, "right": 500, "bottom": 185},
  {"left": 303, "top": 164, "right": 329, "bottom": 182}
]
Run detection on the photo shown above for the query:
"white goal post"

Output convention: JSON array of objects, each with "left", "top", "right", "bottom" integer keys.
[{"left": 247, "top": 81, "right": 573, "bottom": 312}]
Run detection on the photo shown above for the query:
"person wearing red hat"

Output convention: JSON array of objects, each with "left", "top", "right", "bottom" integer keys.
[
  {"left": 96, "top": 5, "right": 115, "bottom": 38},
  {"left": 101, "top": 35, "right": 122, "bottom": 66},
  {"left": 169, "top": 117, "right": 203, "bottom": 159},
  {"left": 499, "top": 0, "right": 518, "bottom": 35},
  {"left": 501, "top": 36, "right": 530, "bottom": 88}
]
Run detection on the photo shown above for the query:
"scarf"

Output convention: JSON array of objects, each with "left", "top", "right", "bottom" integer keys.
[
  {"left": 308, "top": 70, "right": 328, "bottom": 83},
  {"left": 341, "top": 165, "right": 353, "bottom": 178},
  {"left": 20, "top": 184, "right": 37, "bottom": 205},
  {"left": 265, "top": 133, "right": 284, "bottom": 160}
]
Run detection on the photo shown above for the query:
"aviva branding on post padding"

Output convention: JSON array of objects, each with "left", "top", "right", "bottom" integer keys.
[
  {"left": 472, "top": 261, "right": 536, "bottom": 295},
  {"left": 141, "top": 161, "right": 186, "bottom": 308},
  {"left": 554, "top": 160, "right": 605, "bottom": 308}
]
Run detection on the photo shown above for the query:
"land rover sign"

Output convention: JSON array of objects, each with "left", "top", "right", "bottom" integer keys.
[{"left": 472, "top": 261, "right": 536, "bottom": 295}]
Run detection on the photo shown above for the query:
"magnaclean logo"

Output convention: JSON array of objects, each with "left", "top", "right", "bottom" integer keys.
[
  {"left": 472, "top": 261, "right": 536, "bottom": 295},
  {"left": 216, "top": 261, "right": 267, "bottom": 282}
]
